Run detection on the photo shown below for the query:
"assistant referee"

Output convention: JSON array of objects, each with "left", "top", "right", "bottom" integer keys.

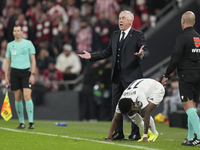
[
  {"left": 162, "top": 11, "right": 200, "bottom": 146},
  {"left": 5, "top": 25, "right": 36, "bottom": 129}
]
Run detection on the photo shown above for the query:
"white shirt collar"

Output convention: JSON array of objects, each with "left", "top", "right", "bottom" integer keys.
[
  {"left": 120, "top": 26, "right": 131, "bottom": 40},
  {"left": 121, "top": 26, "right": 131, "bottom": 34}
]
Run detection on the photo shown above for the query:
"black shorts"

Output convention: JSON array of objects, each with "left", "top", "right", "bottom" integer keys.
[
  {"left": 179, "top": 73, "right": 200, "bottom": 102},
  {"left": 10, "top": 68, "right": 31, "bottom": 91}
]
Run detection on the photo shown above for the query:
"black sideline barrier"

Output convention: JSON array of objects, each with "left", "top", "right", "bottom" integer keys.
[
  {"left": 0, "top": 91, "right": 79, "bottom": 121},
  {"left": 169, "top": 110, "right": 187, "bottom": 129}
]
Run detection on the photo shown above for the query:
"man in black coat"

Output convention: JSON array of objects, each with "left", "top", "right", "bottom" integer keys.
[
  {"left": 162, "top": 11, "right": 200, "bottom": 146},
  {"left": 78, "top": 10, "right": 149, "bottom": 140}
]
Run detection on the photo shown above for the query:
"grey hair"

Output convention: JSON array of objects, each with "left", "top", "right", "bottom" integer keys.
[{"left": 119, "top": 10, "right": 134, "bottom": 22}]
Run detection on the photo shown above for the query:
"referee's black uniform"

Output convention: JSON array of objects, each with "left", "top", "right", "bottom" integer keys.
[{"left": 164, "top": 27, "right": 200, "bottom": 102}]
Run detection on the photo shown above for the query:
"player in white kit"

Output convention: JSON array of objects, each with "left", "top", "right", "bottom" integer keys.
[{"left": 105, "top": 78, "right": 165, "bottom": 142}]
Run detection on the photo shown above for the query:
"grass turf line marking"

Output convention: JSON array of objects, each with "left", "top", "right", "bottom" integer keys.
[
  {"left": 61, "top": 135, "right": 160, "bottom": 150},
  {"left": 0, "top": 127, "right": 160, "bottom": 150}
]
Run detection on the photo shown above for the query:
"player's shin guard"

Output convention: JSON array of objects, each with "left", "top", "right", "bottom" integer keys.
[
  {"left": 186, "top": 108, "right": 200, "bottom": 140},
  {"left": 149, "top": 116, "right": 158, "bottom": 134},
  {"left": 15, "top": 100, "right": 25, "bottom": 124},
  {"left": 187, "top": 116, "right": 195, "bottom": 140},
  {"left": 129, "top": 113, "right": 144, "bottom": 131},
  {"left": 25, "top": 100, "right": 34, "bottom": 123}
]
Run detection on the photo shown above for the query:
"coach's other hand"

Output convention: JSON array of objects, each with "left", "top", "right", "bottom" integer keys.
[
  {"left": 134, "top": 45, "right": 144, "bottom": 58},
  {"left": 78, "top": 50, "right": 91, "bottom": 59}
]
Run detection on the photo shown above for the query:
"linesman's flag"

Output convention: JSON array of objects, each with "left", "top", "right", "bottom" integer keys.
[{"left": 1, "top": 93, "right": 12, "bottom": 121}]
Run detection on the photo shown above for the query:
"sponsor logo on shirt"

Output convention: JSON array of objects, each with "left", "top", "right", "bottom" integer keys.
[
  {"left": 192, "top": 49, "right": 200, "bottom": 53},
  {"left": 150, "top": 98, "right": 154, "bottom": 101},
  {"left": 193, "top": 37, "right": 200, "bottom": 48},
  {"left": 192, "top": 37, "right": 200, "bottom": 53}
]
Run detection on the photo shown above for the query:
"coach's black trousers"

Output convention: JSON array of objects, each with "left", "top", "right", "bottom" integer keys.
[{"left": 112, "top": 74, "right": 140, "bottom": 136}]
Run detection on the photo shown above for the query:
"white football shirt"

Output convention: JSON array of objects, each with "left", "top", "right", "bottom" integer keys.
[{"left": 116, "top": 78, "right": 165, "bottom": 113}]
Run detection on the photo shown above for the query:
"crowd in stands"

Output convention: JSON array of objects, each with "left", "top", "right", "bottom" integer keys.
[
  {"left": 154, "top": 71, "right": 183, "bottom": 124},
  {"left": 0, "top": 0, "right": 173, "bottom": 121}
]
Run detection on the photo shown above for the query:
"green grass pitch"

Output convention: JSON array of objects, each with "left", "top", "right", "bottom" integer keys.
[{"left": 0, "top": 119, "right": 200, "bottom": 150}]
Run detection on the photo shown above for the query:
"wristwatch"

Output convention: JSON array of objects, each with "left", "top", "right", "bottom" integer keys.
[{"left": 31, "top": 73, "right": 35, "bottom": 75}]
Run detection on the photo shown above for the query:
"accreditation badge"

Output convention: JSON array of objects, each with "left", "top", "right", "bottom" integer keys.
[{"left": 11, "top": 50, "right": 16, "bottom": 55}]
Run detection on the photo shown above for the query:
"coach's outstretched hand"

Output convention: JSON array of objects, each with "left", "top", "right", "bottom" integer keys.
[
  {"left": 134, "top": 45, "right": 144, "bottom": 57},
  {"left": 78, "top": 50, "right": 91, "bottom": 59}
]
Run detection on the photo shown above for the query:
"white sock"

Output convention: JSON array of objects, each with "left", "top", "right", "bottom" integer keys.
[
  {"left": 149, "top": 116, "right": 158, "bottom": 134},
  {"left": 129, "top": 113, "right": 144, "bottom": 131}
]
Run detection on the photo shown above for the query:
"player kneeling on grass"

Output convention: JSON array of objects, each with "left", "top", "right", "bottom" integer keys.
[{"left": 105, "top": 78, "right": 165, "bottom": 142}]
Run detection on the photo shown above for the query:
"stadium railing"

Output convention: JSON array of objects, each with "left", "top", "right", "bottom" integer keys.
[{"left": 140, "top": 0, "right": 185, "bottom": 32}]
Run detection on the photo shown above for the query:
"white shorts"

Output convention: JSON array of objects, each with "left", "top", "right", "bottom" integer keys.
[{"left": 147, "top": 81, "right": 165, "bottom": 106}]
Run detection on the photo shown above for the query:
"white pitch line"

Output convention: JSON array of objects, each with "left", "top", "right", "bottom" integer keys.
[{"left": 0, "top": 127, "right": 160, "bottom": 150}]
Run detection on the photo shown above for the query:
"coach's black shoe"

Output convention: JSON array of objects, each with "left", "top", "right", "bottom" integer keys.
[
  {"left": 28, "top": 123, "right": 34, "bottom": 129},
  {"left": 182, "top": 139, "right": 193, "bottom": 146},
  {"left": 17, "top": 123, "right": 25, "bottom": 129},
  {"left": 111, "top": 133, "right": 124, "bottom": 141},
  {"left": 124, "top": 134, "right": 141, "bottom": 141}
]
